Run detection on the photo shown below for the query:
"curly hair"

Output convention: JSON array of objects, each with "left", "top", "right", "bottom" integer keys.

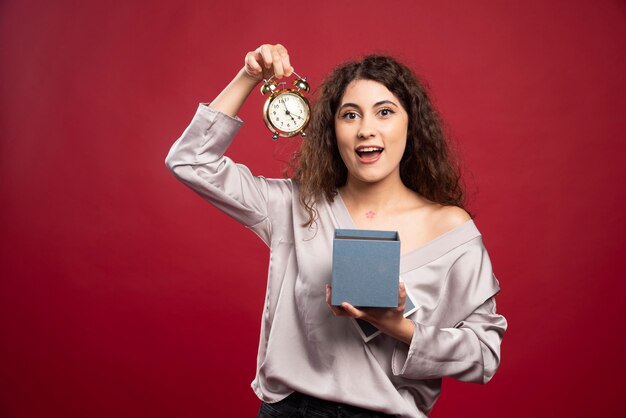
[{"left": 289, "top": 55, "right": 467, "bottom": 227}]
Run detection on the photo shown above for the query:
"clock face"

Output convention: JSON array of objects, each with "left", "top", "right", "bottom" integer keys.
[{"left": 267, "top": 91, "right": 310, "bottom": 135}]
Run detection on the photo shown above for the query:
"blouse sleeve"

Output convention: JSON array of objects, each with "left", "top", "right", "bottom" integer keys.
[
  {"left": 164, "top": 105, "right": 292, "bottom": 245},
  {"left": 391, "top": 240, "right": 507, "bottom": 384}
]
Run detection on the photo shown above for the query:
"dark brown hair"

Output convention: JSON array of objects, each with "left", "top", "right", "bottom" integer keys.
[{"left": 289, "top": 55, "right": 467, "bottom": 227}]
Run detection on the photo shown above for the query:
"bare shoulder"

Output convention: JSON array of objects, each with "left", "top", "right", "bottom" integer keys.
[
  {"left": 398, "top": 197, "right": 471, "bottom": 252},
  {"left": 433, "top": 205, "right": 472, "bottom": 232}
]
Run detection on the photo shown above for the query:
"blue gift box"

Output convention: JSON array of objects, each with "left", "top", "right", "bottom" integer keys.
[{"left": 331, "top": 229, "right": 401, "bottom": 308}]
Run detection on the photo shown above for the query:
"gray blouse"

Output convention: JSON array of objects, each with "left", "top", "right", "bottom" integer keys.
[{"left": 165, "top": 105, "right": 507, "bottom": 418}]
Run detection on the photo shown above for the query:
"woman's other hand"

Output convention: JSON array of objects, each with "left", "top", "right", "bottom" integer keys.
[{"left": 326, "top": 282, "right": 415, "bottom": 345}]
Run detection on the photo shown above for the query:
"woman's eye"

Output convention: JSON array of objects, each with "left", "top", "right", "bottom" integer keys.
[
  {"left": 379, "top": 108, "right": 394, "bottom": 117},
  {"left": 342, "top": 112, "right": 358, "bottom": 120}
]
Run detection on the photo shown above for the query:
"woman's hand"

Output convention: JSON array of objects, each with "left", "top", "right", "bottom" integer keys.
[
  {"left": 326, "top": 282, "right": 415, "bottom": 345},
  {"left": 209, "top": 43, "right": 293, "bottom": 117},
  {"left": 243, "top": 43, "right": 294, "bottom": 83}
]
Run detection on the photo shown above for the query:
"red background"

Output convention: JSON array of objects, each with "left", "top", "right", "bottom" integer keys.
[{"left": 2, "top": 1, "right": 625, "bottom": 417}]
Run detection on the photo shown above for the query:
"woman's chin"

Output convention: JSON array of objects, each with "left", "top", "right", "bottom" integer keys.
[{"left": 347, "top": 171, "right": 400, "bottom": 187}]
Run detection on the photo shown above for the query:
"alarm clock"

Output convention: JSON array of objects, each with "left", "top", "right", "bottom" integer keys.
[{"left": 260, "top": 72, "right": 311, "bottom": 140}]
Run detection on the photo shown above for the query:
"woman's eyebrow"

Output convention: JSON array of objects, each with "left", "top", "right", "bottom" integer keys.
[
  {"left": 337, "top": 102, "right": 360, "bottom": 112},
  {"left": 337, "top": 100, "right": 399, "bottom": 112},
  {"left": 373, "top": 100, "right": 399, "bottom": 108}
]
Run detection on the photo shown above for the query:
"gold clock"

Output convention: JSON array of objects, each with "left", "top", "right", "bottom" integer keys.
[{"left": 261, "top": 72, "right": 311, "bottom": 140}]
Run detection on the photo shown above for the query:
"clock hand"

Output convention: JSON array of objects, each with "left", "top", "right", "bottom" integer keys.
[
  {"left": 288, "top": 111, "right": 303, "bottom": 120},
  {"left": 282, "top": 100, "right": 298, "bottom": 124},
  {"left": 283, "top": 103, "right": 304, "bottom": 120}
]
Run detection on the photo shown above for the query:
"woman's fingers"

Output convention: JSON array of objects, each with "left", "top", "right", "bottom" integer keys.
[
  {"left": 340, "top": 302, "right": 364, "bottom": 318},
  {"left": 271, "top": 44, "right": 293, "bottom": 78},
  {"left": 245, "top": 44, "right": 293, "bottom": 81},
  {"left": 327, "top": 283, "right": 407, "bottom": 323},
  {"left": 325, "top": 285, "right": 341, "bottom": 314},
  {"left": 397, "top": 282, "right": 407, "bottom": 312},
  {"left": 326, "top": 285, "right": 349, "bottom": 317},
  {"left": 244, "top": 51, "right": 263, "bottom": 77},
  {"left": 276, "top": 44, "right": 293, "bottom": 77},
  {"left": 258, "top": 44, "right": 274, "bottom": 69}
]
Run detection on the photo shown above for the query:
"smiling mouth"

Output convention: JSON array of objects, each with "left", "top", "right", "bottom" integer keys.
[
  {"left": 356, "top": 146, "right": 384, "bottom": 157},
  {"left": 356, "top": 146, "right": 384, "bottom": 161}
]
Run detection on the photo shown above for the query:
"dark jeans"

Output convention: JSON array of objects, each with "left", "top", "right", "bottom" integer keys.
[{"left": 258, "top": 392, "right": 395, "bottom": 418}]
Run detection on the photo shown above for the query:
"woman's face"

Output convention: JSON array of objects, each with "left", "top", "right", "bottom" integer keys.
[{"left": 334, "top": 79, "right": 409, "bottom": 187}]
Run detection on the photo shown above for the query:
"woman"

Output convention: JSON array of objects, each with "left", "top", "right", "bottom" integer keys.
[{"left": 165, "top": 44, "right": 506, "bottom": 418}]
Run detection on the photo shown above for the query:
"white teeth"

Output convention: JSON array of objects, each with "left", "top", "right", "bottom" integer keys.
[{"left": 358, "top": 147, "right": 383, "bottom": 152}]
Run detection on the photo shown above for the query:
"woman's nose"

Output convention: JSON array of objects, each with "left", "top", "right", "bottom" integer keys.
[{"left": 357, "top": 118, "right": 376, "bottom": 139}]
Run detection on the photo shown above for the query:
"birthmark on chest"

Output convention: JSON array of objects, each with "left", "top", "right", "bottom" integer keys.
[{"left": 365, "top": 210, "right": 376, "bottom": 219}]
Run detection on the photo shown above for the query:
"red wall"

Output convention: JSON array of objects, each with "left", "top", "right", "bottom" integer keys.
[{"left": 2, "top": 1, "right": 625, "bottom": 416}]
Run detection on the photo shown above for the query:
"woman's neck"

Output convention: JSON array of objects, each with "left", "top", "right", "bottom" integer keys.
[{"left": 339, "top": 176, "right": 414, "bottom": 213}]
